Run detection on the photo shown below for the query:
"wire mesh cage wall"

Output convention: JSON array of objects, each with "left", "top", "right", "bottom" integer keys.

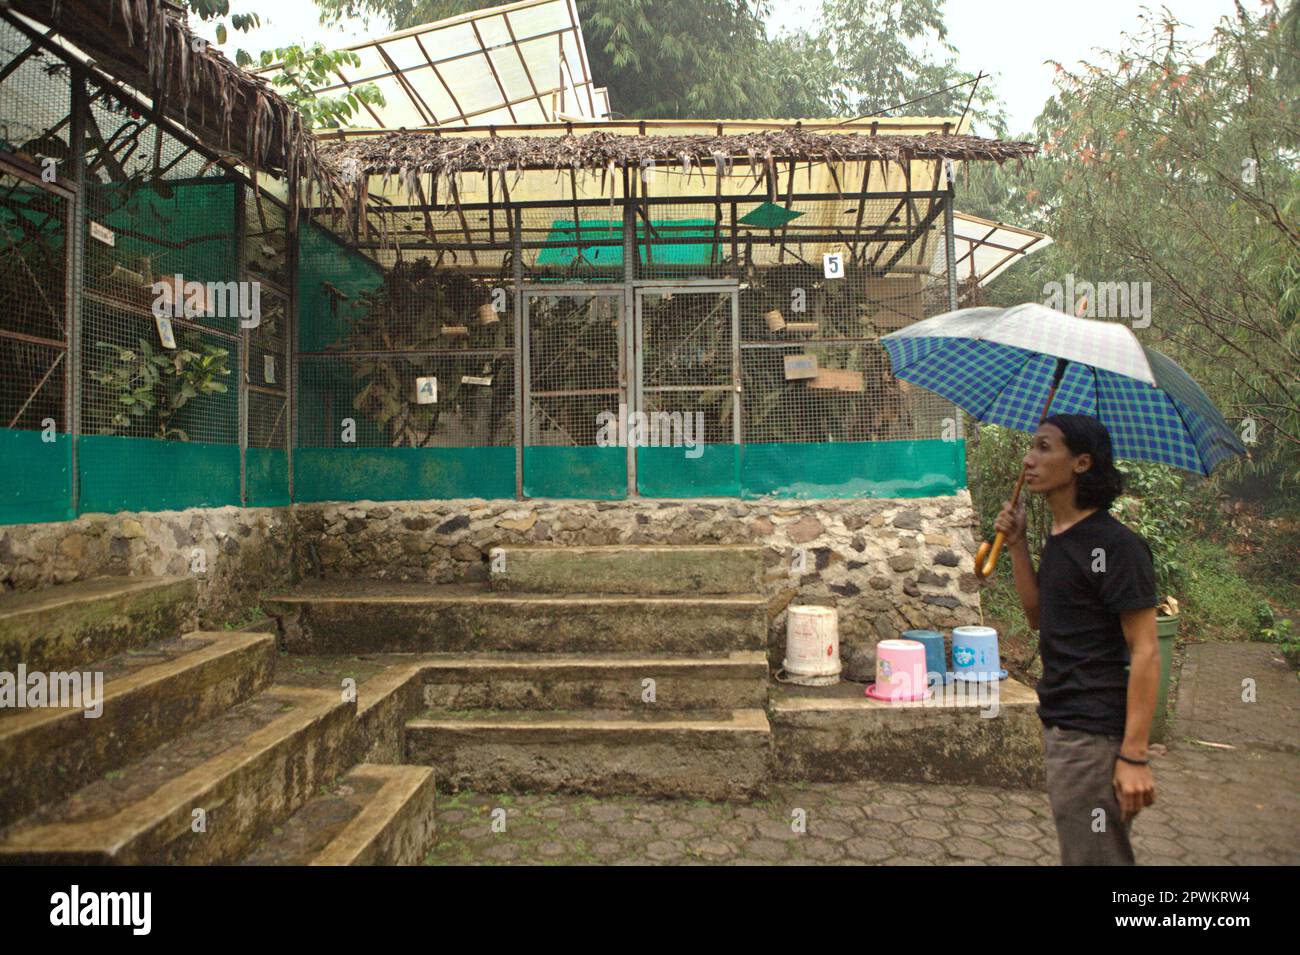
[
  {"left": 1, "top": 20, "right": 74, "bottom": 522},
  {"left": 243, "top": 184, "right": 292, "bottom": 505},
  {"left": 76, "top": 81, "right": 242, "bottom": 512},
  {"left": 0, "top": 19, "right": 296, "bottom": 523},
  {"left": 294, "top": 217, "right": 518, "bottom": 502},
  {"left": 314, "top": 173, "right": 967, "bottom": 501}
]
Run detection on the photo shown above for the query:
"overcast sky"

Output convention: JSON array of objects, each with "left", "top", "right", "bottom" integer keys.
[{"left": 198, "top": 0, "right": 1240, "bottom": 136}]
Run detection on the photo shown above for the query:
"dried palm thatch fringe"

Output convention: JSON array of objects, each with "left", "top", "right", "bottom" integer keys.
[
  {"left": 319, "top": 128, "right": 1036, "bottom": 247},
  {"left": 319, "top": 128, "right": 1038, "bottom": 184},
  {"left": 15, "top": 0, "right": 351, "bottom": 224}
]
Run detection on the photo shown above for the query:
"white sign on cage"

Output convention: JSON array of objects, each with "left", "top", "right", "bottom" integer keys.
[
  {"left": 415, "top": 377, "right": 438, "bottom": 404},
  {"left": 154, "top": 315, "right": 176, "bottom": 350},
  {"left": 823, "top": 252, "right": 844, "bottom": 279}
]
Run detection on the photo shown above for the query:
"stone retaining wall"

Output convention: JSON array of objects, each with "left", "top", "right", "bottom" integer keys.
[
  {"left": 0, "top": 507, "right": 292, "bottom": 627},
  {"left": 291, "top": 495, "right": 985, "bottom": 669}
]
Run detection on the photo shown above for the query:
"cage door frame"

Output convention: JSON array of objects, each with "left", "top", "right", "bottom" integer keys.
[
  {"left": 632, "top": 283, "right": 742, "bottom": 456},
  {"left": 519, "top": 284, "right": 629, "bottom": 497}
]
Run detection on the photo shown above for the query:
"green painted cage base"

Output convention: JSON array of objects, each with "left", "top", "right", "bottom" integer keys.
[{"left": 294, "top": 446, "right": 515, "bottom": 503}]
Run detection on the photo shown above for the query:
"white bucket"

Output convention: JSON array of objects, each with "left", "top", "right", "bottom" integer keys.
[{"left": 781, "top": 605, "right": 840, "bottom": 686}]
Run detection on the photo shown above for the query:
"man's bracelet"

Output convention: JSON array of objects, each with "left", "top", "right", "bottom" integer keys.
[{"left": 1115, "top": 753, "right": 1149, "bottom": 766}]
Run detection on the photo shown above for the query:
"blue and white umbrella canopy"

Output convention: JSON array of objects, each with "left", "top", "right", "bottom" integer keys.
[{"left": 881, "top": 304, "right": 1246, "bottom": 476}]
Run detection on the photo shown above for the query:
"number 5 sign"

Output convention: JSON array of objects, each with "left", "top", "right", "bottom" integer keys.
[{"left": 823, "top": 252, "right": 844, "bottom": 279}]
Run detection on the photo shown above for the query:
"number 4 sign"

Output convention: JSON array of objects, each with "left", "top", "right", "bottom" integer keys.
[
  {"left": 416, "top": 376, "right": 438, "bottom": 404},
  {"left": 823, "top": 252, "right": 844, "bottom": 279}
]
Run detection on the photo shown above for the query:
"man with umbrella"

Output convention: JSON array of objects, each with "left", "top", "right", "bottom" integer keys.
[
  {"left": 995, "top": 412, "right": 1157, "bottom": 865},
  {"left": 882, "top": 303, "right": 1246, "bottom": 865}
]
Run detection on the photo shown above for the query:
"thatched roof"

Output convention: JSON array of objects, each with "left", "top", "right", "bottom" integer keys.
[
  {"left": 318, "top": 128, "right": 1038, "bottom": 181},
  {"left": 12, "top": 0, "right": 346, "bottom": 212}
]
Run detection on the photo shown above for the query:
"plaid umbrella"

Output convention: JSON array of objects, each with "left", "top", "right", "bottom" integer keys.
[{"left": 881, "top": 303, "right": 1246, "bottom": 476}]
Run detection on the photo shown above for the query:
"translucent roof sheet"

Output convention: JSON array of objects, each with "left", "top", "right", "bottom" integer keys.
[
  {"left": 267, "top": 0, "right": 607, "bottom": 129},
  {"left": 932, "top": 211, "right": 1053, "bottom": 291}
]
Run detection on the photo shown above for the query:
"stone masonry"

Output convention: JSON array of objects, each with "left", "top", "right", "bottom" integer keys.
[
  {"left": 290, "top": 494, "right": 984, "bottom": 667},
  {"left": 0, "top": 506, "right": 293, "bottom": 627},
  {"left": 0, "top": 493, "right": 983, "bottom": 664}
]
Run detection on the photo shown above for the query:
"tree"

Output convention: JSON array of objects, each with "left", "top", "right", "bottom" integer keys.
[
  {"left": 181, "top": 0, "right": 384, "bottom": 128},
  {"left": 962, "top": 1, "right": 1300, "bottom": 486},
  {"left": 314, "top": 0, "right": 1001, "bottom": 125},
  {"left": 787, "top": 0, "right": 1005, "bottom": 132}
]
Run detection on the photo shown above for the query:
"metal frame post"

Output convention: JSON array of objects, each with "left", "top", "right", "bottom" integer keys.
[
  {"left": 235, "top": 184, "right": 248, "bottom": 505},
  {"left": 512, "top": 206, "right": 524, "bottom": 499},
  {"left": 943, "top": 187, "right": 964, "bottom": 440},
  {"left": 622, "top": 172, "right": 637, "bottom": 497},
  {"left": 65, "top": 72, "right": 87, "bottom": 516}
]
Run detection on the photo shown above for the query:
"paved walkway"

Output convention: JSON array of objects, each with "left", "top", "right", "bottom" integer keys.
[{"left": 424, "top": 642, "right": 1299, "bottom": 865}]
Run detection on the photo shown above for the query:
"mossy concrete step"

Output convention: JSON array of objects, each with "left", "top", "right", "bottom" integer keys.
[
  {"left": 768, "top": 678, "right": 1045, "bottom": 789},
  {"left": 0, "top": 630, "right": 275, "bottom": 829},
  {"left": 241, "top": 764, "right": 437, "bottom": 866},
  {"left": 405, "top": 707, "right": 771, "bottom": 800},
  {"left": 0, "top": 686, "right": 353, "bottom": 865},
  {"left": 419, "top": 651, "right": 770, "bottom": 711},
  {"left": 488, "top": 545, "right": 762, "bottom": 595},
  {"left": 0, "top": 575, "right": 197, "bottom": 673},
  {"left": 266, "top": 581, "right": 766, "bottom": 655}
]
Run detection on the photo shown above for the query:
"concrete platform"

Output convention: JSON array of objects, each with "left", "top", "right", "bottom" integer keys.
[
  {"left": 769, "top": 677, "right": 1045, "bottom": 789},
  {"left": 0, "top": 575, "right": 196, "bottom": 673},
  {"left": 265, "top": 580, "right": 766, "bottom": 655},
  {"left": 0, "top": 686, "right": 353, "bottom": 865},
  {"left": 488, "top": 544, "right": 762, "bottom": 595},
  {"left": 0, "top": 630, "right": 275, "bottom": 828},
  {"left": 406, "top": 707, "right": 772, "bottom": 801},
  {"left": 242, "top": 764, "right": 437, "bottom": 866}
]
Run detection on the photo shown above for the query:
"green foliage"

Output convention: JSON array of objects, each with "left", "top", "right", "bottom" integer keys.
[
  {"left": 1113, "top": 460, "right": 1194, "bottom": 600},
  {"left": 787, "top": 0, "right": 1005, "bottom": 131},
  {"left": 87, "top": 333, "right": 231, "bottom": 441},
  {"left": 252, "top": 45, "right": 386, "bottom": 130},
  {"left": 1178, "top": 538, "right": 1268, "bottom": 642},
  {"left": 1253, "top": 600, "right": 1295, "bottom": 643},
  {"left": 179, "top": 1, "right": 384, "bottom": 130}
]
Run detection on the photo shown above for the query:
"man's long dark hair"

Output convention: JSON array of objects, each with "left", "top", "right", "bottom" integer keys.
[{"left": 1042, "top": 413, "right": 1125, "bottom": 510}]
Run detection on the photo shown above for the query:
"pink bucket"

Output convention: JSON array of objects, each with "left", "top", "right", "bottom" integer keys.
[{"left": 865, "top": 639, "right": 931, "bottom": 702}]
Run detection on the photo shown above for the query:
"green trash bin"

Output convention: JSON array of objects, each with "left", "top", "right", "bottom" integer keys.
[{"left": 1153, "top": 614, "right": 1179, "bottom": 742}]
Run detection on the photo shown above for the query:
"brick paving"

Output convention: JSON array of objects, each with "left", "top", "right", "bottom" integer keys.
[{"left": 423, "top": 642, "right": 1299, "bottom": 865}]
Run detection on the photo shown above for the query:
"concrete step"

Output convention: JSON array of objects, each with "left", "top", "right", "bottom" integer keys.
[
  {"left": 405, "top": 707, "right": 771, "bottom": 800},
  {"left": 0, "top": 630, "right": 275, "bottom": 829},
  {"left": 241, "top": 764, "right": 437, "bottom": 866},
  {"left": 0, "top": 686, "right": 353, "bottom": 865},
  {"left": 265, "top": 581, "right": 766, "bottom": 655},
  {"left": 768, "top": 678, "right": 1045, "bottom": 789},
  {"left": 0, "top": 575, "right": 197, "bottom": 673},
  {"left": 488, "top": 545, "right": 762, "bottom": 595},
  {"left": 418, "top": 651, "right": 770, "bottom": 711}
]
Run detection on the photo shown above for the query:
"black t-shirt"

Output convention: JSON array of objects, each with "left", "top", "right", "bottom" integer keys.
[{"left": 1035, "top": 508, "right": 1157, "bottom": 737}]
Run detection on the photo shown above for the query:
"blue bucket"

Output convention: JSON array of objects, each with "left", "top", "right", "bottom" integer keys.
[
  {"left": 902, "top": 629, "right": 951, "bottom": 686},
  {"left": 950, "top": 625, "right": 1008, "bottom": 681}
]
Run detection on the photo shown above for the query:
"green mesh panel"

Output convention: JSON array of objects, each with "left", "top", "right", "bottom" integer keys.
[
  {"left": 523, "top": 446, "right": 626, "bottom": 499},
  {"left": 738, "top": 439, "right": 966, "bottom": 499},
  {"left": 0, "top": 428, "right": 73, "bottom": 524},
  {"left": 77, "top": 435, "right": 240, "bottom": 513},
  {"left": 245, "top": 447, "right": 290, "bottom": 506},
  {"left": 293, "top": 446, "right": 515, "bottom": 503}
]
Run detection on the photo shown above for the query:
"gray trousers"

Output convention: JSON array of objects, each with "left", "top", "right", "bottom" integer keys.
[{"left": 1042, "top": 724, "right": 1136, "bottom": 866}]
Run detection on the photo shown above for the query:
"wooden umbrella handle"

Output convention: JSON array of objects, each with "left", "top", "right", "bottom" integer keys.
[{"left": 975, "top": 465, "right": 1029, "bottom": 578}]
